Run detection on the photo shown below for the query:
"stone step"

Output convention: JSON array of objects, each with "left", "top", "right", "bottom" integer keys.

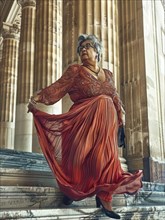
[
  {"left": 1, "top": 206, "right": 165, "bottom": 220},
  {"left": 125, "top": 190, "right": 165, "bottom": 206},
  {"left": 1, "top": 185, "right": 165, "bottom": 210},
  {"left": 141, "top": 181, "right": 165, "bottom": 192},
  {"left": 1, "top": 148, "right": 165, "bottom": 191},
  {"left": 0, "top": 148, "right": 49, "bottom": 171},
  {"left": 0, "top": 148, "right": 55, "bottom": 187},
  {"left": 1, "top": 148, "right": 165, "bottom": 220},
  {"left": 0, "top": 186, "right": 126, "bottom": 210},
  {"left": 0, "top": 167, "right": 56, "bottom": 187}
]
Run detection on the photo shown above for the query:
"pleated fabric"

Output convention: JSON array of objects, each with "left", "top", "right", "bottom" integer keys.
[{"left": 32, "top": 94, "right": 143, "bottom": 202}]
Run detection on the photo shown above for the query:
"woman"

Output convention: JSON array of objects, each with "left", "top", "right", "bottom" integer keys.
[{"left": 28, "top": 34, "right": 143, "bottom": 219}]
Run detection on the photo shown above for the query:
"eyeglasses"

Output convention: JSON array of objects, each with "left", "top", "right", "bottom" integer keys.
[{"left": 78, "top": 43, "right": 95, "bottom": 53}]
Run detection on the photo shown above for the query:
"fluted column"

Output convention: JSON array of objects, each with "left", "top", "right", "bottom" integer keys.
[
  {"left": 63, "top": 0, "right": 127, "bottom": 170},
  {"left": 33, "top": 0, "right": 62, "bottom": 152},
  {"left": 119, "top": 0, "right": 165, "bottom": 182},
  {"left": 62, "top": 0, "right": 120, "bottom": 107},
  {"left": 0, "top": 24, "right": 19, "bottom": 149},
  {"left": 119, "top": 0, "right": 148, "bottom": 175},
  {"left": 15, "top": 0, "right": 36, "bottom": 152}
]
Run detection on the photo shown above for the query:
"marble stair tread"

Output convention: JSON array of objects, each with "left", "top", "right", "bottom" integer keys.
[
  {"left": 0, "top": 148, "right": 44, "bottom": 159},
  {"left": 0, "top": 148, "right": 50, "bottom": 171},
  {"left": 0, "top": 167, "right": 56, "bottom": 187},
  {"left": 1, "top": 206, "right": 165, "bottom": 220},
  {"left": 141, "top": 181, "right": 165, "bottom": 192},
  {"left": 0, "top": 148, "right": 56, "bottom": 186},
  {"left": 0, "top": 186, "right": 125, "bottom": 210},
  {"left": 1, "top": 148, "right": 165, "bottom": 190},
  {"left": 1, "top": 185, "right": 165, "bottom": 211},
  {"left": 125, "top": 191, "right": 165, "bottom": 206}
]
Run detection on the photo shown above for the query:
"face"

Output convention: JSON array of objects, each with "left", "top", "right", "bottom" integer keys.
[{"left": 79, "top": 40, "right": 98, "bottom": 63}]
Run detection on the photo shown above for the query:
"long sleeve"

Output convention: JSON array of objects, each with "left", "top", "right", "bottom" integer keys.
[
  {"left": 107, "top": 70, "right": 124, "bottom": 125},
  {"left": 37, "top": 64, "right": 78, "bottom": 105}
]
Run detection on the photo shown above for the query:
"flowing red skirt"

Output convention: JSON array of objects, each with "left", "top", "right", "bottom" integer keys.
[{"left": 32, "top": 95, "right": 143, "bottom": 201}]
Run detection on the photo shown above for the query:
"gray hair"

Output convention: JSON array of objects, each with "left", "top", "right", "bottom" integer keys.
[{"left": 77, "top": 34, "right": 102, "bottom": 62}]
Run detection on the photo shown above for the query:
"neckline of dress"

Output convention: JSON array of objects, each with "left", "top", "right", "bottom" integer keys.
[
  {"left": 81, "top": 65, "right": 107, "bottom": 83},
  {"left": 82, "top": 65, "right": 100, "bottom": 75}
]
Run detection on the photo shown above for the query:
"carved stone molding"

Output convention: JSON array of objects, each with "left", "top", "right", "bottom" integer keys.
[
  {"left": 12, "top": 9, "right": 21, "bottom": 30},
  {"left": 2, "top": 22, "right": 20, "bottom": 39},
  {"left": 17, "top": 0, "right": 36, "bottom": 8},
  {"left": 0, "top": 0, "right": 21, "bottom": 36}
]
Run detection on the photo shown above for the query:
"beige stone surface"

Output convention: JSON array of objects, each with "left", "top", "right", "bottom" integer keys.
[
  {"left": 0, "top": 0, "right": 164, "bottom": 182},
  {"left": 142, "top": 0, "right": 165, "bottom": 163},
  {"left": 0, "top": 24, "right": 19, "bottom": 149},
  {"left": 0, "top": 206, "right": 165, "bottom": 220},
  {"left": 118, "top": 0, "right": 165, "bottom": 182},
  {"left": 15, "top": 0, "right": 36, "bottom": 152}
]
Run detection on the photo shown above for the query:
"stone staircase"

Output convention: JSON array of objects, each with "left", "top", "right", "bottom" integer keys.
[
  {"left": 0, "top": 149, "right": 165, "bottom": 220},
  {"left": 1, "top": 206, "right": 165, "bottom": 220}
]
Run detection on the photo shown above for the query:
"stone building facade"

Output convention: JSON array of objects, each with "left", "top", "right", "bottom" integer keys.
[{"left": 0, "top": 0, "right": 164, "bottom": 184}]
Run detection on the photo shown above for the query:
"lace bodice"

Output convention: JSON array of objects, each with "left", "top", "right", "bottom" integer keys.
[{"left": 37, "top": 64, "right": 123, "bottom": 118}]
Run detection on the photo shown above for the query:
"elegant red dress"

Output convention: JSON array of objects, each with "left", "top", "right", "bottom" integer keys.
[{"left": 31, "top": 64, "right": 143, "bottom": 202}]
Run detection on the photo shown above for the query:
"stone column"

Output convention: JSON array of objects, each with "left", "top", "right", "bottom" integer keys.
[
  {"left": 62, "top": 0, "right": 120, "bottom": 107},
  {"left": 63, "top": 0, "right": 127, "bottom": 170},
  {"left": 0, "top": 23, "right": 19, "bottom": 149},
  {"left": 142, "top": 0, "right": 165, "bottom": 182},
  {"left": 119, "top": 0, "right": 149, "bottom": 176},
  {"left": 119, "top": 0, "right": 165, "bottom": 182},
  {"left": 15, "top": 0, "right": 36, "bottom": 152},
  {"left": 33, "top": 0, "right": 62, "bottom": 152}
]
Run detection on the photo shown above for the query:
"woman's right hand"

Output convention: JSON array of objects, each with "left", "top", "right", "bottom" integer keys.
[
  {"left": 27, "top": 101, "right": 36, "bottom": 113},
  {"left": 27, "top": 93, "right": 41, "bottom": 113}
]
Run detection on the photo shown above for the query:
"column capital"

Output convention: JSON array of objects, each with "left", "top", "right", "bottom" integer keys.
[
  {"left": 17, "top": 0, "right": 36, "bottom": 8},
  {"left": 2, "top": 23, "right": 20, "bottom": 40}
]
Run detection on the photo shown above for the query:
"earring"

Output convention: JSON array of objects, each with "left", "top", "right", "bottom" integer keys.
[{"left": 95, "top": 54, "right": 98, "bottom": 59}]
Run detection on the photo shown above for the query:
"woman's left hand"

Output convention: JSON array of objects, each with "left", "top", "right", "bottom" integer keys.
[{"left": 118, "top": 110, "right": 123, "bottom": 126}]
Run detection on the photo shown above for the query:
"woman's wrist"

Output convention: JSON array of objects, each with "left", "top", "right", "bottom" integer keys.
[
  {"left": 29, "top": 94, "right": 41, "bottom": 104},
  {"left": 117, "top": 110, "right": 123, "bottom": 126}
]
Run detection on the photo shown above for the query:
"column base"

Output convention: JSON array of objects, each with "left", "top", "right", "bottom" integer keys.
[
  {"left": 0, "top": 122, "right": 15, "bottom": 149},
  {"left": 15, "top": 103, "right": 33, "bottom": 152}
]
